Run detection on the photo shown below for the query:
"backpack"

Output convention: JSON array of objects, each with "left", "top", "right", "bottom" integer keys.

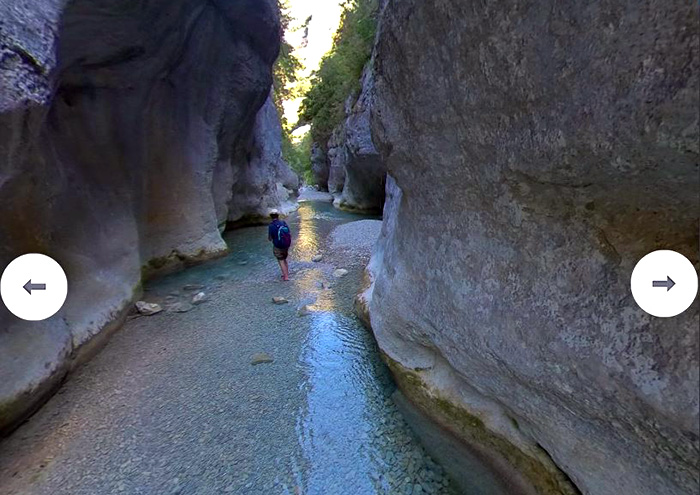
[{"left": 273, "top": 221, "right": 292, "bottom": 249}]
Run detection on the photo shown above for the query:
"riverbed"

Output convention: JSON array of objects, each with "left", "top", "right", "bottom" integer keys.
[{"left": 0, "top": 202, "right": 462, "bottom": 495}]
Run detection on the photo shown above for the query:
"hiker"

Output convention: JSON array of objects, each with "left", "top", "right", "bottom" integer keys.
[{"left": 268, "top": 209, "right": 291, "bottom": 281}]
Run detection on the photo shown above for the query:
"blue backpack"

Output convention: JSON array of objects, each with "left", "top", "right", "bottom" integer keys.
[{"left": 273, "top": 221, "right": 292, "bottom": 249}]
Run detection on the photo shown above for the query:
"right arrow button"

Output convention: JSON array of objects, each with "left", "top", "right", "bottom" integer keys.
[
  {"left": 652, "top": 276, "right": 675, "bottom": 291},
  {"left": 631, "top": 250, "right": 698, "bottom": 317}
]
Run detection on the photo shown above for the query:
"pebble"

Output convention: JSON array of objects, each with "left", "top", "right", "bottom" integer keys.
[
  {"left": 135, "top": 301, "right": 163, "bottom": 316},
  {"left": 251, "top": 353, "right": 274, "bottom": 365},
  {"left": 191, "top": 292, "right": 207, "bottom": 305},
  {"left": 312, "top": 254, "right": 323, "bottom": 262},
  {"left": 272, "top": 297, "right": 288, "bottom": 304},
  {"left": 329, "top": 220, "right": 382, "bottom": 252},
  {"left": 332, "top": 268, "right": 348, "bottom": 278}
]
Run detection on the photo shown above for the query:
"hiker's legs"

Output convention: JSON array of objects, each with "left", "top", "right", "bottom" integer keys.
[
  {"left": 277, "top": 259, "right": 285, "bottom": 278},
  {"left": 276, "top": 259, "right": 289, "bottom": 280},
  {"left": 281, "top": 259, "right": 289, "bottom": 280}
]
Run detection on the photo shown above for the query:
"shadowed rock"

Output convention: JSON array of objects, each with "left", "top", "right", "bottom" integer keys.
[
  {"left": 334, "top": 65, "right": 386, "bottom": 212},
  {"left": 0, "top": 0, "right": 285, "bottom": 434},
  {"left": 227, "top": 91, "right": 300, "bottom": 226},
  {"left": 310, "top": 142, "right": 329, "bottom": 191}
]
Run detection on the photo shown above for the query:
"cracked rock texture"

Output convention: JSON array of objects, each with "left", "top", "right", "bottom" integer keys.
[
  {"left": 366, "top": 0, "right": 699, "bottom": 494},
  {"left": 0, "top": 0, "right": 292, "bottom": 434}
]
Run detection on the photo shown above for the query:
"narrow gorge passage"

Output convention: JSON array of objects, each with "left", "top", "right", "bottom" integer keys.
[{"left": 0, "top": 202, "right": 493, "bottom": 495}]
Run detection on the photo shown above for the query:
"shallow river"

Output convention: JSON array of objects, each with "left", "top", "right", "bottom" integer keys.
[{"left": 0, "top": 202, "right": 468, "bottom": 495}]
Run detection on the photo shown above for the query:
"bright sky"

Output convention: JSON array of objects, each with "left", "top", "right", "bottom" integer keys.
[{"left": 282, "top": 0, "right": 344, "bottom": 130}]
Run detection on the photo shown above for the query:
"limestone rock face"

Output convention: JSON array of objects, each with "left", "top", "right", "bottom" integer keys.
[
  {"left": 0, "top": 0, "right": 283, "bottom": 434},
  {"left": 326, "top": 126, "right": 347, "bottom": 196},
  {"left": 335, "top": 65, "right": 386, "bottom": 211},
  {"left": 367, "top": 1, "right": 699, "bottom": 494},
  {"left": 310, "top": 142, "right": 329, "bottom": 190},
  {"left": 227, "top": 93, "right": 300, "bottom": 225}
]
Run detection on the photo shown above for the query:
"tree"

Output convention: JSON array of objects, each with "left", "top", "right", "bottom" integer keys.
[{"left": 298, "top": 0, "right": 378, "bottom": 147}]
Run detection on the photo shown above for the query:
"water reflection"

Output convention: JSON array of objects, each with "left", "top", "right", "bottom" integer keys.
[{"left": 293, "top": 204, "right": 321, "bottom": 261}]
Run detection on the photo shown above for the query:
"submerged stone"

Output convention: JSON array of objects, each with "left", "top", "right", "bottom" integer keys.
[
  {"left": 191, "top": 292, "right": 207, "bottom": 305},
  {"left": 251, "top": 353, "right": 274, "bottom": 365},
  {"left": 135, "top": 301, "right": 163, "bottom": 316}
]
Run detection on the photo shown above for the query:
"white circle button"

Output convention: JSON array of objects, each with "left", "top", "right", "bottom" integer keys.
[
  {"left": 1, "top": 253, "right": 68, "bottom": 321},
  {"left": 631, "top": 250, "right": 698, "bottom": 318}
]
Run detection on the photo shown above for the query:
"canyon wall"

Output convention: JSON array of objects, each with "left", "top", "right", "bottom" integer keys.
[
  {"left": 365, "top": 0, "right": 699, "bottom": 494},
  {"left": 320, "top": 62, "right": 387, "bottom": 211},
  {"left": 225, "top": 92, "right": 300, "bottom": 226},
  {"left": 310, "top": 142, "right": 329, "bottom": 191},
  {"left": 334, "top": 64, "right": 386, "bottom": 212},
  {"left": 0, "top": 0, "right": 292, "bottom": 434}
]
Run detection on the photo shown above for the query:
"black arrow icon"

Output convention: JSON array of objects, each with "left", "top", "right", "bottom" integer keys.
[
  {"left": 23, "top": 280, "right": 47, "bottom": 294},
  {"left": 652, "top": 276, "right": 675, "bottom": 291}
]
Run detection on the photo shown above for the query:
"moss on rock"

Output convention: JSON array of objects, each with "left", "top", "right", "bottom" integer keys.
[{"left": 381, "top": 353, "right": 580, "bottom": 495}]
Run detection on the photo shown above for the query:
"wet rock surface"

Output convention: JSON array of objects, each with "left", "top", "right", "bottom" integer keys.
[
  {"left": 367, "top": 1, "right": 699, "bottom": 494},
  {"left": 0, "top": 203, "right": 465, "bottom": 495},
  {"left": 0, "top": 0, "right": 292, "bottom": 433}
]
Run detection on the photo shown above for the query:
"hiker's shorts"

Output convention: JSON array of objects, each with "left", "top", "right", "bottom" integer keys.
[{"left": 273, "top": 246, "right": 288, "bottom": 260}]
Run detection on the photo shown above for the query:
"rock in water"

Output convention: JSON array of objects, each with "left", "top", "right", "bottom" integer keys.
[
  {"left": 0, "top": 0, "right": 284, "bottom": 434},
  {"left": 367, "top": 1, "right": 699, "bottom": 494},
  {"left": 312, "top": 254, "right": 323, "bottom": 262},
  {"left": 251, "top": 353, "right": 274, "bottom": 365},
  {"left": 272, "top": 297, "right": 288, "bottom": 305},
  {"left": 332, "top": 269, "right": 349, "bottom": 278},
  {"left": 191, "top": 292, "right": 207, "bottom": 305},
  {"left": 297, "top": 305, "right": 313, "bottom": 317},
  {"left": 135, "top": 301, "right": 163, "bottom": 316}
]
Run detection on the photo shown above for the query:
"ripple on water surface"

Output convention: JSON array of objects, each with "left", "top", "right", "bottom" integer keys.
[{"left": 292, "top": 309, "right": 458, "bottom": 495}]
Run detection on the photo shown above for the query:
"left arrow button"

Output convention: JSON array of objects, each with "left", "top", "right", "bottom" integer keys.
[
  {"left": 1, "top": 254, "right": 68, "bottom": 320},
  {"left": 23, "top": 279, "right": 47, "bottom": 294}
]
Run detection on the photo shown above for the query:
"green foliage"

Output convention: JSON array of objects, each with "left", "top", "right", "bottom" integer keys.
[
  {"left": 298, "top": 0, "right": 378, "bottom": 146},
  {"left": 273, "top": 0, "right": 302, "bottom": 128},
  {"left": 283, "top": 131, "right": 314, "bottom": 185},
  {"left": 273, "top": 1, "right": 314, "bottom": 184}
]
